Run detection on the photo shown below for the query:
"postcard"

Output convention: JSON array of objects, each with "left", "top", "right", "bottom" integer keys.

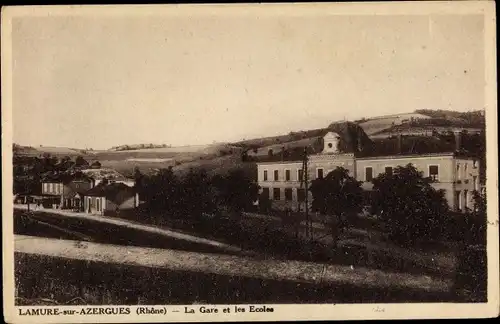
[{"left": 2, "top": 2, "right": 498, "bottom": 323}]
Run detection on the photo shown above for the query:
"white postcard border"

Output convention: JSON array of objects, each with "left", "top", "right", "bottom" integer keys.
[{"left": 2, "top": 2, "right": 499, "bottom": 323}]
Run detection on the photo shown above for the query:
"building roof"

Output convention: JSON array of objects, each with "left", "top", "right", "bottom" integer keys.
[
  {"left": 256, "top": 152, "right": 483, "bottom": 167},
  {"left": 41, "top": 172, "right": 73, "bottom": 183},
  {"left": 84, "top": 182, "right": 136, "bottom": 200},
  {"left": 63, "top": 180, "right": 91, "bottom": 198},
  {"left": 355, "top": 152, "right": 456, "bottom": 161}
]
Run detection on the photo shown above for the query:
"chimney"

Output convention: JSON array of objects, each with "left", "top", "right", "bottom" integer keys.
[
  {"left": 454, "top": 130, "right": 462, "bottom": 152},
  {"left": 357, "top": 138, "right": 363, "bottom": 153},
  {"left": 397, "top": 134, "right": 403, "bottom": 154}
]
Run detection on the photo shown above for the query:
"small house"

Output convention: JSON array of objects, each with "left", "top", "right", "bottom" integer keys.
[
  {"left": 62, "top": 174, "right": 93, "bottom": 211},
  {"left": 40, "top": 172, "right": 68, "bottom": 208},
  {"left": 41, "top": 171, "right": 93, "bottom": 210},
  {"left": 83, "top": 183, "right": 139, "bottom": 216}
]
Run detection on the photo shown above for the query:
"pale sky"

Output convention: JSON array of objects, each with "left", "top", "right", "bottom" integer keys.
[{"left": 12, "top": 13, "right": 484, "bottom": 149}]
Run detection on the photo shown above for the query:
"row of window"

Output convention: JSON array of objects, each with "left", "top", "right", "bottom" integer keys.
[
  {"left": 263, "top": 168, "right": 340, "bottom": 182},
  {"left": 263, "top": 169, "right": 304, "bottom": 182},
  {"left": 456, "top": 162, "right": 478, "bottom": 181},
  {"left": 262, "top": 165, "right": 440, "bottom": 182},
  {"left": 87, "top": 197, "right": 102, "bottom": 212},
  {"left": 363, "top": 166, "right": 438, "bottom": 181},
  {"left": 455, "top": 189, "right": 472, "bottom": 211},
  {"left": 261, "top": 187, "right": 306, "bottom": 201},
  {"left": 43, "top": 183, "right": 63, "bottom": 194}
]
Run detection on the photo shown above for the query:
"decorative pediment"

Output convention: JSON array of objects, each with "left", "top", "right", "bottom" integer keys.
[{"left": 322, "top": 132, "right": 341, "bottom": 154}]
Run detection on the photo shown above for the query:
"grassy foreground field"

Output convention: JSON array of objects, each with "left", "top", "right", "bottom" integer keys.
[{"left": 15, "top": 253, "right": 455, "bottom": 305}]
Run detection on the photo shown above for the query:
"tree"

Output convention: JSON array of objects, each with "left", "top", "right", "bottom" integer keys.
[
  {"left": 61, "top": 156, "right": 71, "bottom": 164},
  {"left": 468, "top": 190, "right": 487, "bottom": 245},
  {"left": 241, "top": 151, "right": 249, "bottom": 162},
  {"left": 181, "top": 168, "right": 218, "bottom": 219},
  {"left": 41, "top": 154, "right": 58, "bottom": 171},
  {"left": 258, "top": 190, "right": 272, "bottom": 213},
  {"left": 139, "top": 166, "right": 182, "bottom": 223},
  {"left": 75, "top": 156, "right": 89, "bottom": 168},
  {"left": 453, "top": 189, "right": 487, "bottom": 300},
  {"left": 371, "top": 163, "right": 449, "bottom": 245},
  {"left": 309, "top": 167, "right": 364, "bottom": 245},
  {"left": 211, "top": 168, "right": 259, "bottom": 214},
  {"left": 133, "top": 167, "right": 143, "bottom": 190}
]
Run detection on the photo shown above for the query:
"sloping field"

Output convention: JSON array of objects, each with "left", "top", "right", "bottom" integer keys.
[
  {"left": 99, "top": 160, "right": 174, "bottom": 176},
  {"left": 358, "top": 118, "right": 399, "bottom": 135},
  {"left": 15, "top": 252, "right": 457, "bottom": 306},
  {"left": 102, "top": 143, "right": 242, "bottom": 155},
  {"left": 107, "top": 144, "right": 214, "bottom": 154},
  {"left": 234, "top": 128, "right": 326, "bottom": 149},
  {"left": 14, "top": 146, "right": 96, "bottom": 157},
  {"left": 172, "top": 155, "right": 256, "bottom": 178},
  {"left": 94, "top": 143, "right": 245, "bottom": 175},
  {"left": 248, "top": 137, "right": 321, "bottom": 157},
  {"left": 358, "top": 113, "right": 432, "bottom": 136},
  {"left": 96, "top": 143, "right": 243, "bottom": 161}
]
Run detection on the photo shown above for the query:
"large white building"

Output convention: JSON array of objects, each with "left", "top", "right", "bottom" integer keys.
[{"left": 256, "top": 132, "right": 481, "bottom": 213}]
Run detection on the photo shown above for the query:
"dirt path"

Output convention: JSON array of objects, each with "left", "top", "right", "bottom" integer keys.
[
  {"left": 14, "top": 205, "right": 242, "bottom": 252},
  {"left": 15, "top": 235, "right": 453, "bottom": 293}
]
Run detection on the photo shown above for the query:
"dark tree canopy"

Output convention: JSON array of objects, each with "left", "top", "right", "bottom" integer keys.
[
  {"left": 371, "top": 163, "right": 449, "bottom": 245},
  {"left": 310, "top": 167, "right": 364, "bottom": 217},
  {"left": 309, "top": 167, "right": 364, "bottom": 243},
  {"left": 212, "top": 168, "right": 259, "bottom": 213},
  {"left": 75, "top": 156, "right": 89, "bottom": 167}
]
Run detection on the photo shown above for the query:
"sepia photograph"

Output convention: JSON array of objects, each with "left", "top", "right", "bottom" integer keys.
[{"left": 2, "top": 2, "right": 498, "bottom": 322}]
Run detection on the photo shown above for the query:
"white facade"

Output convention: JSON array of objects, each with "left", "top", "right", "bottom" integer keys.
[{"left": 257, "top": 134, "right": 481, "bottom": 213}]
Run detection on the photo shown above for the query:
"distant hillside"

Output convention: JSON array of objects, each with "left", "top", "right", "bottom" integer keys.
[
  {"left": 14, "top": 109, "right": 485, "bottom": 178},
  {"left": 356, "top": 112, "right": 432, "bottom": 136},
  {"left": 109, "top": 143, "right": 173, "bottom": 151},
  {"left": 357, "top": 109, "right": 485, "bottom": 139},
  {"left": 414, "top": 109, "right": 485, "bottom": 124},
  {"left": 167, "top": 122, "right": 373, "bottom": 179},
  {"left": 13, "top": 144, "right": 95, "bottom": 157}
]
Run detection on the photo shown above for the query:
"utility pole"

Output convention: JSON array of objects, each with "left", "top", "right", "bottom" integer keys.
[{"left": 300, "top": 146, "right": 311, "bottom": 241}]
